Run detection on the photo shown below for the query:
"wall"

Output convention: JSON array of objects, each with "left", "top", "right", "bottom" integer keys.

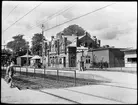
[
  {"left": 109, "top": 49, "right": 124, "bottom": 67},
  {"left": 76, "top": 52, "right": 82, "bottom": 70},
  {"left": 86, "top": 49, "right": 109, "bottom": 69},
  {"left": 16, "top": 57, "right": 21, "bottom": 66},
  {"left": 124, "top": 52, "right": 137, "bottom": 67}
]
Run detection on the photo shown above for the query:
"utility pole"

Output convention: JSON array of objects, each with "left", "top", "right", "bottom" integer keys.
[
  {"left": 26, "top": 42, "right": 29, "bottom": 66},
  {"left": 41, "top": 24, "right": 45, "bottom": 68},
  {"left": 26, "top": 42, "right": 29, "bottom": 76}
]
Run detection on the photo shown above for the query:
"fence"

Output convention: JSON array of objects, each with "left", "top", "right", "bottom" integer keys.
[
  {"left": 1, "top": 65, "right": 77, "bottom": 86},
  {"left": 87, "top": 62, "right": 137, "bottom": 73}
]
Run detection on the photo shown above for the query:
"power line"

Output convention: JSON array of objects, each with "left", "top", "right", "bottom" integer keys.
[
  {"left": 3, "top": 2, "right": 43, "bottom": 33},
  {"left": 13, "top": 4, "right": 75, "bottom": 36},
  {"left": 44, "top": 3, "right": 115, "bottom": 32},
  {"left": 27, "top": 4, "right": 75, "bottom": 32},
  {"left": 3, "top": 4, "right": 19, "bottom": 21}
]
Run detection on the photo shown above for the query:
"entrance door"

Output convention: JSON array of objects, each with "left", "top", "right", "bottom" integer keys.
[
  {"left": 63, "top": 57, "right": 66, "bottom": 67},
  {"left": 69, "top": 53, "right": 76, "bottom": 67}
]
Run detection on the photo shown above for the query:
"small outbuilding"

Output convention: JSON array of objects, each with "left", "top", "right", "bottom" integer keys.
[
  {"left": 30, "top": 55, "right": 42, "bottom": 68},
  {"left": 16, "top": 54, "right": 33, "bottom": 66},
  {"left": 123, "top": 49, "right": 137, "bottom": 67}
]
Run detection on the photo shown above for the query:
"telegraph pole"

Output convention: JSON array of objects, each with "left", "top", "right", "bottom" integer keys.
[
  {"left": 41, "top": 24, "right": 45, "bottom": 68},
  {"left": 26, "top": 42, "right": 29, "bottom": 76},
  {"left": 26, "top": 42, "right": 29, "bottom": 66}
]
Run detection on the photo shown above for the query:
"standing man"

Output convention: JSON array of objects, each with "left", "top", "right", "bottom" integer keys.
[{"left": 5, "top": 61, "right": 15, "bottom": 88}]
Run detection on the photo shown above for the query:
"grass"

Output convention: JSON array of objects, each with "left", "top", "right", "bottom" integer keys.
[{"left": 1, "top": 69, "right": 108, "bottom": 90}]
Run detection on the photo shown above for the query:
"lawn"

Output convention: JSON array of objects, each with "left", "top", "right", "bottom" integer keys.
[{"left": 1, "top": 69, "right": 109, "bottom": 90}]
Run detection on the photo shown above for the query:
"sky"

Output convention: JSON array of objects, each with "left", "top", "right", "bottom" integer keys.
[{"left": 2, "top": 1, "right": 137, "bottom": 49}]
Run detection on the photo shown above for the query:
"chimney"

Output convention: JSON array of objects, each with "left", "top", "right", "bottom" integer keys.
[
  {"left": 64, "top": 37, "right": 67, "bottom": 54},
  {"left": 57, "top": 39, "right": 60, "bottom": 55},
  {"left": 98, "top": 40, "right": 101, "bottom": 47},
  {"left": 51, "top": 36, "right": 54, "bottom": 41},
  {"left": 76, "top": 36, "right": 79, "bottom": 47},
  {"left": 49, "top": 42, "right": 51, "bottom": 52}
]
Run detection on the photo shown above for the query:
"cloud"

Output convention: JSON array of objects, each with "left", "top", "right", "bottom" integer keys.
[
  {"left": 2, "top": 1, "right": 137, "bottom": 49},
  {"left": 90, "top": 19, "right": 136, "bottom": 40}
]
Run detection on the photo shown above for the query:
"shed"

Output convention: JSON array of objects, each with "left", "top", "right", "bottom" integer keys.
[
  {"left": 30, "top": 55, "right": 42, "bottom": 67},
  {"left": 16, "top": 54, "right": 33, "bottom": 66}
]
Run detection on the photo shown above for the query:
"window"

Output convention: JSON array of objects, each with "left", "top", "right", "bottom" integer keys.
[
  {"left": 59, "top": 58, "right": 62, "bottom": 64},
  {"left": 127, "top": 58, "right": 137, "bottom": 63},
  {"left": 86, "top": 56, "right": 91, "bottom": 64}
]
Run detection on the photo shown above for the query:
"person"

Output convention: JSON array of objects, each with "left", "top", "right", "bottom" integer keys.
[{"left": 5, "top": 61, "right": 15, "bottom": 88}]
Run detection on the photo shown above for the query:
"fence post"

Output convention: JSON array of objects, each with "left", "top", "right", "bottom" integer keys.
[
  {"left": 6, "top": 66, "right": 7, "bottom": 71},
  {"left": 74, "top": 70, "right": 76, "bottom": 86},
  {"left": 20, "top": 66, "right": 21, "bottom": 75},
  {"left": 26, "top": 67, "right": 27, "bottom": 76},
  {"left": 57, "top": 69, "right": 59, "bottom": 82},
  {"left": 34, "top": 67, "right": 36, "bottom": 78},
  {"left": 44, "top": 67, "right": 45, "bottom": 79},
  {"left": 15, "top": 66, "right": 16, "bottom": 74}
]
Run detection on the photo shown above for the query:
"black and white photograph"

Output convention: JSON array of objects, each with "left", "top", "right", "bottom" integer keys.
[{"left": 1, "top": 1, "right": 137, "bottom": 104}]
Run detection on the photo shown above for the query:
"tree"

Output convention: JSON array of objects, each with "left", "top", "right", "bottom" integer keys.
[
  {"left": 62, "top": 24, "right": 85, "bottom": 36},
  {"left": 7, "top": 34, "right": 29, "bottom": 57},
  {"left": 31, "top": 33, "right": 46, "bottom": 56},
  {"left": 1, "top": 48, "right": 12, "bottom": 65}
]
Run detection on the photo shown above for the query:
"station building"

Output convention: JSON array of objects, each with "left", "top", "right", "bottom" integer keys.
[
  {"left": 45, "top": 32, "right": 126, "bottom": 70},
  {"left": 46, "top": 32, "right": 100, "bottom": 70}
]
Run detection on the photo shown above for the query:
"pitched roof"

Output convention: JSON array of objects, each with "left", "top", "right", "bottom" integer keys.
[
  {"left": 62, "top": 35, "right": 77, "bottom": 42},
  {"left": 20, "top": 54, "right": 33, "bottom": 58},
  {"left": 31, "top": 55, "right": 42, "bottom": 60}
]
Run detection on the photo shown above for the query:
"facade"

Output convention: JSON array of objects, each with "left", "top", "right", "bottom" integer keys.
[
  {"left": 85, "top": 47, "right": 125, "bottom": 69},
  {"left": 16, "top": 54, "right": 32, "bottom": 66},
  {"left": 44, "top": 32, "right": 126, "bottom": 70},
  {"left": 46, "top": 32, "right": 100, "bottom": 70},
  {"left": 123, "top": 49, "right": 137, "bottom": 67}
]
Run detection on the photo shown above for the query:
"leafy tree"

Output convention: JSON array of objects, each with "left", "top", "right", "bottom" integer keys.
[
  {"left": 7, "top": 34, "right": 29, "bottom": 57},
  {"left": 1, "top": 48, "right": 12, "bottom": 65},
  {"left": 62, "top": 24, "right": 85, "bottom": 36},
  {"left": 31, "top": 33, "right": 46, "bottom": 56}
]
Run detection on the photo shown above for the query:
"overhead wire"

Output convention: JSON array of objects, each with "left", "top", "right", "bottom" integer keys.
[
  {"left": 3, "top": 2, "right": 43, "bottom": 33},
  {"left": 26, "top": 4, "right": 75, "bottom": 32},
  {"left": 44, "top": 3, "right": 116, "bottom": 32},
  {"left": 3, "top": 4, "right": 19, "bottom": 21}
]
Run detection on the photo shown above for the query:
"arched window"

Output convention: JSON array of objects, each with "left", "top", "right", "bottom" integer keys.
[
  {"left": 86, "top": 56, "right": 91, "bottom": 64},
  {"left": 59, "top": 58, "right": 62, "bottom": 64}
]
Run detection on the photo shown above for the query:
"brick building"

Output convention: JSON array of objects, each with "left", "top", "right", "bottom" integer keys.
[
  {"left": 45, "top": 32, "right": 125, "bottom": 70},
  {"left": 85, "top": 47, "right": 125, "bottom": 69},
  {"left": 46, "top": 32, "right": 100, "bottom": 70}
]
